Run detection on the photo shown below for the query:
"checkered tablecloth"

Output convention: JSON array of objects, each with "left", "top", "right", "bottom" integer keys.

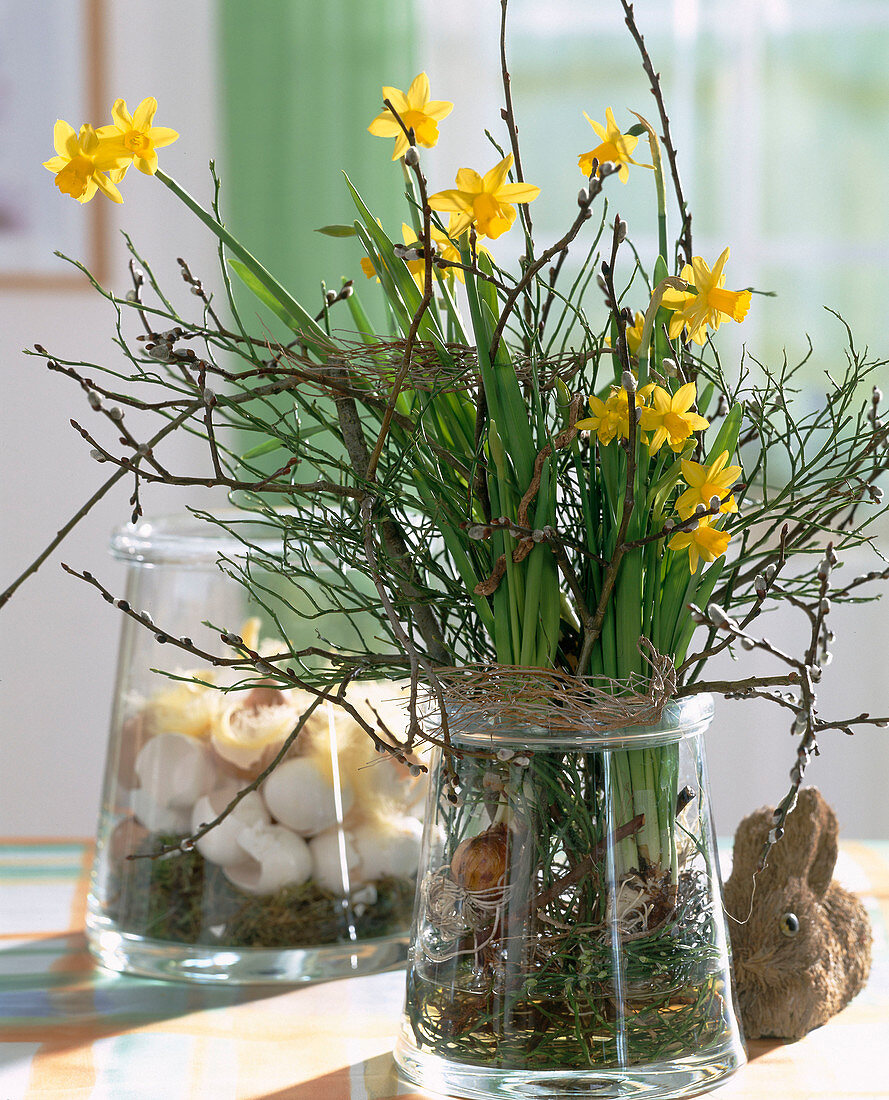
[{"left": 1, "top": 839, "right": 887, "bottom": 1099}]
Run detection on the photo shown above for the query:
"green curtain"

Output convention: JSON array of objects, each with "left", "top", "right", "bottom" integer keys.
[{"left": 218, "top": 0, "right": 417, "bottom": 324}]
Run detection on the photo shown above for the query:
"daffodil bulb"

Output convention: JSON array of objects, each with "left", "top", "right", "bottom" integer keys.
[
  {"left": 130, "top": 787, "right": 191, "bottom": 834},
  {"left": 352, "top": 816, "right": 423, "bottom": 882},
  {"left": 191, "top": 784, "right": 270, "bottom": 867},
  {"left": 262, "top": 756, "right": 354, "bottom": 837},
  {"left": 308, "top": 826, "right": 360, "bottom": 894},
  {"left": 143, "top": 675, "right": 220, "bottom": 740},
  {"left": 210, "top": 692, "right": 302, "bottom": 772},
  {"left": 223, "top": 821, "right": 312, "bottom": 895},
  {"left": 134, "top": 732, "right": 216, "bottom": 811}
]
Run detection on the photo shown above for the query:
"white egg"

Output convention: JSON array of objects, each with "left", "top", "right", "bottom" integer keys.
[
  {"left": 352, "top": 817, "right": 423, "bottom": 881},
  {"left": 223, "top": 821, "right": 312, "bottom": 895},
  {"left": 262, "top": 756, "right": 354, "bottom": 836},
  {"left": 134, "top": 732, "right": 216, "bottom": 811},
  {"left": 130, "top": 788, "right": 191, "bottom": 834},
  {"left": 191, "top": 785, "right": 270, "bottom": 867},
  {"left": 308, "top": 826, "right": 360, "bottom": 893}
]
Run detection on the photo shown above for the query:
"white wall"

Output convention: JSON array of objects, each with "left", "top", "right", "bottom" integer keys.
[
  {"left": 0, "top": 1, "right": 224, "bottom": 835},
  {"left": 2, "top": 0, "right": 887, "bottom": 843}
]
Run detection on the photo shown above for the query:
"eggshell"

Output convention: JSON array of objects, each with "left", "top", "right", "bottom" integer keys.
[
  {"left": 134, "top": 732, "right": 216, "bottom": 811},
  {"left": 352, "top": 817, "right": 423, "bottom": 881},
  {"left": 211, "top": 695, "right": 301, "bottom": 771},
  {"left": 191, "top": 785, "right": 270, "bottom": 867},
  {"left": 308, "top": 826, "right": 360, "bottom": 893},
  {"left": 352, "top": 755, "right": 423, "bottom": 810},
  {"left": 262, "top": 756, "right": 354, "bottom": 837},
  {"left": 144, "top": 677, "right": 220, "bottom": 739},
  {"left": 223, "top": 822, "right": 312, "bottom": 895},
  {"left": 130, "top": 788, "right": 191, "bottom": 834}
]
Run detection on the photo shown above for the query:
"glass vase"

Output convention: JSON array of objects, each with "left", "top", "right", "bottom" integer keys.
[
  {"left": 86, "top": 513, "right": 424, "bottom": 982},
  {"left": 395, "top": 693, "right": 745, "bottom": 1099}
]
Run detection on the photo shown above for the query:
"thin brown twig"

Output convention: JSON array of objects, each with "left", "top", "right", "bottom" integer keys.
[{"left": 620, "top": 0, "right": 693, "bottom": 265}]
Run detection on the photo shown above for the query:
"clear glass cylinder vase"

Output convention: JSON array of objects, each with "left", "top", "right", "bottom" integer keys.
[
  {"left": 86, "top": 513, "right": 424, "bottom": 983},
  {"left": 395, "top": 693, "right": 745, "bottom": 1099}
]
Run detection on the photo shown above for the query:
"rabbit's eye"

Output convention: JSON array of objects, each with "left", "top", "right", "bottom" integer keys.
[{"left": 780, "top": 912, "right": 800, "bottom": 937}]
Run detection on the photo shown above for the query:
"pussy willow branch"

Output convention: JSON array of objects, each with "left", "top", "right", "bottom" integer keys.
[
  {"left": 135, "top": 693, "right": 328, "bottom": 860},
  {"left": 330, "top": 362, "right": 450, "bottom": 667},
  {"left": 61, "top": 562, "right": 436, "bottom": 763},
  {"left": 0, "top": 401, "right": 198, "bottom": 612},
  {"left": 620, "top": 0, "right": 693, "bottom": 267},
  {"left": 489, "top": 179, "right": 603, "bottom": 362},
  {"left": 678, "top": 524, "right": 789, "bottom": 678},
  {"left": 499, "top": 0, "right": 534, "bottom": 248}
]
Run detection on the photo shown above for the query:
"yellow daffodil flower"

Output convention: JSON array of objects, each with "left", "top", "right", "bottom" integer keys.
[
  {"left": 639, "top": 381, "right": 709, "bottom": 455},
  {"left": 97, "top": 97, "right": 179, "bottom": 178},
  {"left": 42, "top": 120, "right": 128, "bottom": 204},
  {"left": 578, "top": 108, "right": 645, "bottom": 183},
  {"left": 575, "top": 383, "right": 654, "bottom": 446},
  {"left": 668, "top": 515, "right": 731, "bottom": 574},
  {"left": 367, "top": 73, "right": 453, "bottom": 160},
  {"left": 428, "top": 154, "right": 540, "bottom": 240},
  {"left": 676, "top": 451, "right": 742, "bottom": 519},
  {"left": 662, "top": 248, "right": 752, "bottom": 346},
  {"left": 604, "top": 311, "right": 645, "bottom": 356}
]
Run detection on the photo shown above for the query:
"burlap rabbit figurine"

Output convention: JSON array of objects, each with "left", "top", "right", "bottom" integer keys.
[{"left": 724, "top": 786, "right": 872, "bottom": 1040}]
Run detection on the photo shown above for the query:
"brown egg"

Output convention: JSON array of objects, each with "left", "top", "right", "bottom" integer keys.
[
  {"left": 107, "top": 815, "right": 150, "bottom": 867},
  {"left": 450, "top": 822, "right": 509, "bottom": 893},
  {"left": 115, "top": 713, "right": 151, "bottom": 789}
]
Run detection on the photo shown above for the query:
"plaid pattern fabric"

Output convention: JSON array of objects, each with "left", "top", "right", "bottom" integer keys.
[{"left": 1, "top": 839, "right": 887, "bottom": 1099}]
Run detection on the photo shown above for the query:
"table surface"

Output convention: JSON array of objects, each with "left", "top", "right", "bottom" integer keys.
[{"left": 1, "top": 839, "right": 887, "bottom": 1100}]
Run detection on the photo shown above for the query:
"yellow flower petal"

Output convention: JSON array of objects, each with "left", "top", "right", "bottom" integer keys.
[
  {"left": 53, "top": 119, "right": 78, "bottom": 158},
  {"left": 111, "top": 98, "right": 133, "bottom": 130},
  {"left": 497, "top": 181, "right": 542, "bottom": 203},
  {"left": 147, "top": 126, "right": 179, "bottom": 149},
  {"left": 406, "top": 72, "right": 430, "bottom": 109},
  {"left": 132, "top": 96, "right": 158, "bottom": 131},
  {"left": 380, "top": 86, "right": 410, "bottom": 114}
]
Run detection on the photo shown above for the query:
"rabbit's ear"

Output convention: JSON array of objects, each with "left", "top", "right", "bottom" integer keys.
[{"left": 782, "top": 787, "right": 838, "bottom": 898}]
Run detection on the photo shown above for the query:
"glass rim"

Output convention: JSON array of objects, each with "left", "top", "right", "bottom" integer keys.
[
  {"left": 109, "top": 510, "right": 286, "bottom": 565},
  {"left": 445, "top": 691, "right": 715, "bottom": 751}
]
